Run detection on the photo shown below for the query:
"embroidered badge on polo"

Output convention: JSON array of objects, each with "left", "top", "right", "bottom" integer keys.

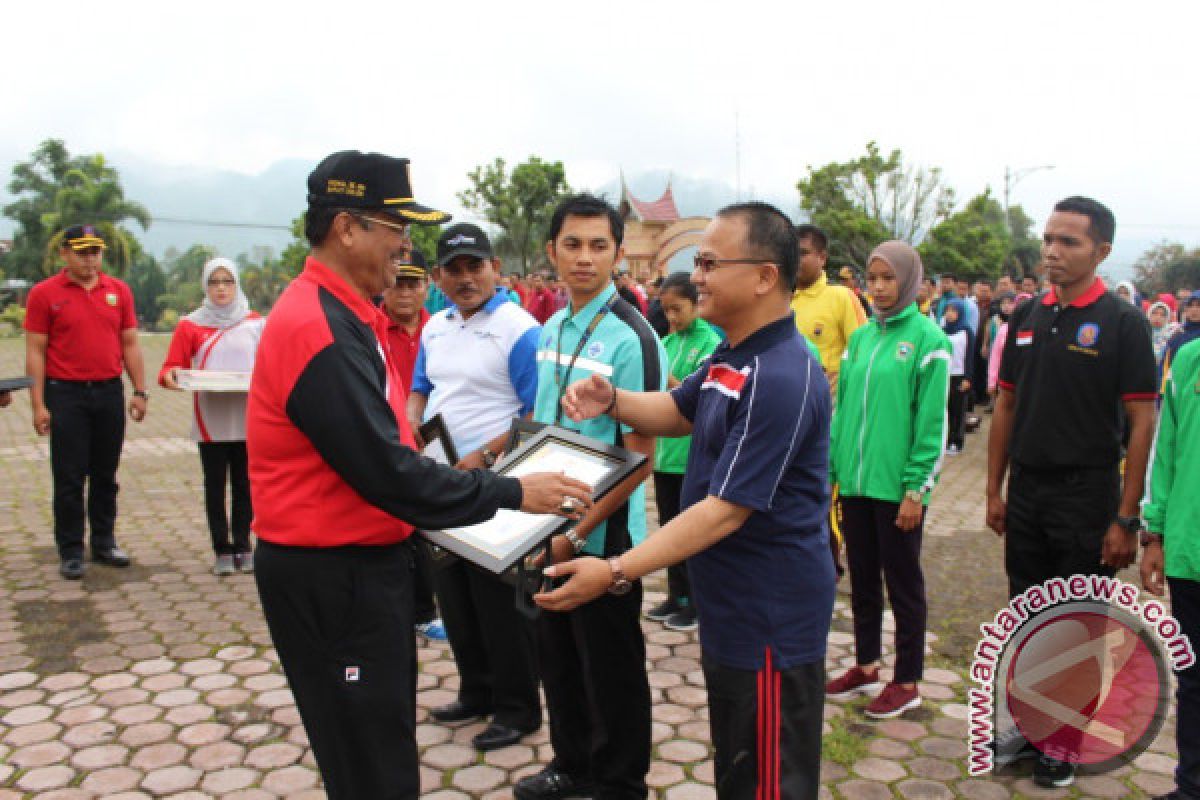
[
  {"left": 586, "top": 341, "right": 605, "bottom": 359},
  {"left": 1076, "top": 323, "right": 1100, "bottom": 348},
  {"left": 345, "top": 666, "right": 360, "bottom": 682},
  {"left": 105, "top": 293, "right": 118, "bottom": 306},
  {"left": 896, "top": 342, "right": 914, "bottom": 361},
  {"left": 813, "top": 323, "right": 825, "bottom": 338}
]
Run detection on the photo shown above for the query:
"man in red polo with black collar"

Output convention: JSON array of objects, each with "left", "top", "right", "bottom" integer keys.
[
  {"left": 24, "top": 224, "right": 149, "bottom": 580},
  {"left": 986, "top": 196, "right": 1157, "bottom": 788}
]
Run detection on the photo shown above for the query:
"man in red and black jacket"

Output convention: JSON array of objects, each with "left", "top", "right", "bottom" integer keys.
[{"left": 247, "top": 150, "right": 591, "bottom": 800}]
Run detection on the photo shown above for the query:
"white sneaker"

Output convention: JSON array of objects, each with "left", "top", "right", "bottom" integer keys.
[
  {"left": 213, "top": 554, "right": 235, "bottom": 576},
  {"left": 945, "top": 445, "right": 960, "bottom": 456}
]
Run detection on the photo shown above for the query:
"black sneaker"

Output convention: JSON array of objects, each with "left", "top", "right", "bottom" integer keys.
[
  {"left": 645, "top": 598, "right": 681, "bottom": 622},
  {"left": 513, "top": 766, "right": 593, "bottom": 800},
  {"left": 60, "top": 558, "right": 85, "bottom": 580},
  {"left": 989, "top": 727, "right": 1038, "bottom": 767},
  {"left": 665, "top": 606, "right": 698, "bottom": 632},
  {"left": 1033, "top": 755, "right": 1075, "bottom": 788}
]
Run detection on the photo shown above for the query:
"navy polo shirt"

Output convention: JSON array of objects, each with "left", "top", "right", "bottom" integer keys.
[{"left": 671, "top": 313, "right": 835, "bottom": 671}]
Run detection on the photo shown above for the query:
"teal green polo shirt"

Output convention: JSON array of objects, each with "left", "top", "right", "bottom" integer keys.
[{"left": 533, "top": 282, "right": 666, "bottom": 556}]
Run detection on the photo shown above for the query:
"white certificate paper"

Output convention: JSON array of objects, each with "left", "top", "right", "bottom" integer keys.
[{"left": 443, "top": 441, "right": 614, "bottom": 558}]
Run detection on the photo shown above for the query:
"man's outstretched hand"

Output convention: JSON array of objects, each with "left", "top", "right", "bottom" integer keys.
[
  {"left": 517, "top": 472, "right": 594, "bottom": 519},
  {"left": 534, "top": 556, "right": 612, "bottom": 611},
  {"left": 561, "top": 374, "right": 614, "bottom": 422}
]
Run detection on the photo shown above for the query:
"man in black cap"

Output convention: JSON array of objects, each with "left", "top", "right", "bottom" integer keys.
[
  {"left": 247, "top": 151, "right": 593, "bottom": 800},
  {"left": 407, "top": 222, "right": 544, "bottom": 751},
  {"left": 24, "top": 224, "right": 148, "bottom": 579}
]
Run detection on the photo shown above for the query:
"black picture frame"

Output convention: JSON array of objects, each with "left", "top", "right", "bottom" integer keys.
[
  {"left": 0, "top": 377, "right": 33, "bottom": 393},
  {"left": 418, "top": 413, "right": 460, "bottom": 467},
  {"left": 502, "top": 418, "right": 546, "bottom": 459},
  {"left": 421, "top": 425, "right": 647, "bottom": 576}
]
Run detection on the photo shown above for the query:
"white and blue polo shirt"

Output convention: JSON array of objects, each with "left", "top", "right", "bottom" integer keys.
[
  {"left": 671, "top": 313, "right": 835, "bottom": 671},
  {"left": 412, "top": 288, "right": 540, "bottom": 456},
  {"left": 532, "top": 283, "right": 666, "bottom": 556}
]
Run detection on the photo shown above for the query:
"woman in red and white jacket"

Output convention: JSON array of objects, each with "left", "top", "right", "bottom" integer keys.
[{"left": 160, "top": 258, "right": 265, "bottom": 575}]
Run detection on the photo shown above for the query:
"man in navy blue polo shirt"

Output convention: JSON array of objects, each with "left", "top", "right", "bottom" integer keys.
[{"left": 538, "top": 202, "right": 835, "bottom": 800}]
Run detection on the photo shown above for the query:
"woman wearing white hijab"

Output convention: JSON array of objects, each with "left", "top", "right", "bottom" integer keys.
[{"left": 160, "top": 257, "right": 265, "bottom": 575}]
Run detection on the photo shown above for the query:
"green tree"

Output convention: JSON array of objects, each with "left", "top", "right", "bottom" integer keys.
[
  {"left": 457, "top": 157, "right": 571, "bottom": 275},
  {"left": 3, "top": 139, "right": 150, "bottom": 280},
  {"left": 1003, "top": 204, "right": 1042, "bottom": 278},
  {"left": 1132, "top": 241, "right": 1200, "bottom": 296},
  {"left": 125, "top": 244, "right": 167, "bottom": 327},
  {"left": 797, "top": 142, "right": 954, "bottom": 268},
  {"left": 410, "top": 224, "right": 442, "bottom": 266},
  {"left": 918, "top": 191, "right": 1010, "bottom": 281}
]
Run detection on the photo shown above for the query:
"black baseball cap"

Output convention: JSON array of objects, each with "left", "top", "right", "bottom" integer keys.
[
  {"left": 437, "top": 223, "right": 493, "bottom": 266},
  {"left": 62, "top": 224, "right": 106, "bottom": 251},
  {"left": 307, "top": 151, "right": 450, "bottom": 224},
  {"left": 395, "top": 250, "right": 429, "bottom": 280}
]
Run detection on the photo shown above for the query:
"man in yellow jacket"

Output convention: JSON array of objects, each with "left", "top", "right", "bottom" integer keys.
[{"left": 790, "top": 224, "right": 866, "bottom": 393}]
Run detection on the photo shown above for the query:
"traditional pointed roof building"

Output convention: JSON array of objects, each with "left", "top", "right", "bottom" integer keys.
[{"left": 618, "top": 174, "right": 709, "bottom": 282}]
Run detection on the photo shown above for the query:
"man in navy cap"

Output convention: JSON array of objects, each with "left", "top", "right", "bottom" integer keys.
[
  {"left": 24, "top": 224, "right": 149, "bottom": 580},
  {"left": 247, "top": 151, "right": 593, "bottom": 800}
]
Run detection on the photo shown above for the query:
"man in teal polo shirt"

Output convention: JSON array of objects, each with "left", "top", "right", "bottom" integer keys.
[{"left": 514, "top": 194, "right": 666, "bottom": 800}]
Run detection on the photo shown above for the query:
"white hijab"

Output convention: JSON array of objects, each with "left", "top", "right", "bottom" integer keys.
[{"left": 187, "top": 257, "right": 250, "bottom": 329}]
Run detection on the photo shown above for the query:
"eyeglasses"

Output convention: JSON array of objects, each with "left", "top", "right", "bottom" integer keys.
[
  {"left": 692, "top": 255, "right": 774, "bottom": 274},
  {"left": 207, "top": 278, "right": 236, "bottom": 287},
  {"left": 353, "top": 213, "right": 410, "bottom": 236}
]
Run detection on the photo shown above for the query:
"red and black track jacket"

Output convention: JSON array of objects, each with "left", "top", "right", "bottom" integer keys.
[{"left": 247, "top": 257, "right": 523, "bottom": 548}]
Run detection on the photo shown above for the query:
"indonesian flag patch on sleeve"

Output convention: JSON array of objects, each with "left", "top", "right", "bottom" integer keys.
[
  {"left": 1015, "top": 330, "right": 1034, "bottom": 347},
  {"left": 702, "top": 363, "right": 752, "bottom": 399}
]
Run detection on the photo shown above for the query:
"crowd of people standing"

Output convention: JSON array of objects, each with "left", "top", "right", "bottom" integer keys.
[{"left": 10, "top": 150, "right": 1200, "bottom": 800}]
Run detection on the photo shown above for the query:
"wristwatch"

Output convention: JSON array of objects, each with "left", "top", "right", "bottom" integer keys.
[
  {"left": 1140, "top": 531, "right": 1164, "bottom": 548},
  {"left": 607, "top": 556, "right": 632, "bottom": 596},
  {"left": 564, "top": 530, "right": 587, "bottom": 554},
  {"left": 904, "top": 489, "right": 924, "bottom": 505},
  {"left": 1115, "top": 515, "right": 1143, "bottom": 535},
  {"left": 132, "top": 390, "right": 149, "bottom": 400},
  {"left": 480, "top": 448, "right": 497, "bottom": 468}
]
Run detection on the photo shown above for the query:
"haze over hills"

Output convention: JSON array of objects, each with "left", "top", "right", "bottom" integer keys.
[{"left": 0, "top": 155, "right": 1152, "bottom": 281}]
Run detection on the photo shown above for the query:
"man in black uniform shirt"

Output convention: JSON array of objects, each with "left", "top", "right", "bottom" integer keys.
[{"left": 985, "top": 196, "right": 1157, "bottom": 789}]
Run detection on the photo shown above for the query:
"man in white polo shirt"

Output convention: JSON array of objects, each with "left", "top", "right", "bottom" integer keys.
[{"left": 406, "top": 222, "right": 543, "bottom": 751}]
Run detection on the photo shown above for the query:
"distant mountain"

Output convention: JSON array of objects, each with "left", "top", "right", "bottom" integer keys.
[{"left": 109, "top": 153, "right": 312, "bottom": 261}]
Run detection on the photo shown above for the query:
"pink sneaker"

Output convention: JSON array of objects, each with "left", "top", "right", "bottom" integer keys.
[
  {"left": 825, "top": 666, "right": 883, "bottom": 700},
  {"left": 864, "top": 682, "right": 921, "bottom": 719}
]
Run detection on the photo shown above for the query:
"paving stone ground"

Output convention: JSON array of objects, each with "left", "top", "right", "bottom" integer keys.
[{"left": 0, "top": 335, "right": 1183, "bottom": 798}]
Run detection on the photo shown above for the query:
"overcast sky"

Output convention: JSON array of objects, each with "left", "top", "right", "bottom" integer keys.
[{"left": 4, "top": 0, "right": 1198, "bottom": 271}]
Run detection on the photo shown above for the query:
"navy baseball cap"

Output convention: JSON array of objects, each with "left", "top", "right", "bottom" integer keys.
[{"left": 307, "top": 151, "right": 450, "bottom": 224}]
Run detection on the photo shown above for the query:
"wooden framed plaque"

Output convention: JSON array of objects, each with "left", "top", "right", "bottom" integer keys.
[{"left": 421, "top": 425, "right": 646, "bottom": 575}]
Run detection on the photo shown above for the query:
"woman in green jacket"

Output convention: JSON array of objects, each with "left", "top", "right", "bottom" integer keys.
[
  {"left": 645, "top": 272, "right": 723, "bottom": 631},
  {"left": 825, "top": 241, "right": 951, "bottom": 720},
  {"left": 1140, "top": 337, "right": 1200, "bottom": 800}
]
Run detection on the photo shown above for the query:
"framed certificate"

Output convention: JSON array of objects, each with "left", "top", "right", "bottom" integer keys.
[
  {"left": 503, "top": 418, "right": 546, "bottom": 458},
  {"left": 0, "top": 377, "right": 33, "bottom": 393},
  {"left": 176, "top": 370, "right": 252, "bottom": 392},
  {"left": 422, "top": 425, "right": 647, "bottom": 575},
  {"left": 419, "top": 413, "right": 460, "bottom": 467}
]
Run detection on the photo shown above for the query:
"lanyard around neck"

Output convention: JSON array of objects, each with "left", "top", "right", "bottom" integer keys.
[{"left": 554, "top": 296, "right": 617, "bottom": 424}]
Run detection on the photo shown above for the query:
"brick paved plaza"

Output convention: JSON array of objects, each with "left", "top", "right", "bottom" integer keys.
[{"left": 0, "top": 335, "right": 1183, "bottom": 798}]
